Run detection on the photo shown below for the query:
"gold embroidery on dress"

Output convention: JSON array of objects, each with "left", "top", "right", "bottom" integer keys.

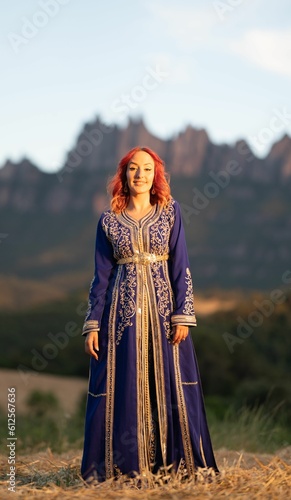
[
  {"left": 116, "top": 263, "right": 136, "bottom": 345},
  {"left": 102, "top": 210, "right": 132, "bottom": 259},
  {"left": 88, "top": 392, "right": 106, "bottom": 397},
  {"left": 171, "top": 314, "right": 197, "bottom": 325},
  {"left": 182, "top": 381, "right": 198, "bottom": 385},
  {"left": 82, "top": 319, "right": 100, "bottom": 335},
  {"left": 84, "top": 277, "right": 95, "bottom": 320},
  {"left": 183, "top": 267, "right": 195, "bottom": 316},
  {"left": 105, "top": 265, "right": 121, "bottom": 479},
  {"left": 147, "top": 268, "right": 168, "bottom": 469},
  {"left": 173, "top": 345, "right": 195, "bottom": 476},
  {"left": 149, "top": 414, "right": 156, "bottom": 468},
  {"left": 151, "top": 261, "right": 171, "bottom": 340},
  {"left": 200, "top": 435, "right": 207, "bottom": 468},
  {"left": 120, "top": 204, "right": 170, "bottom": 474},
  {"left": 150, "top": 199, "right": 175, "bottom": 255},
  {"left": 135, "top": 230, "right": 152, "bottom": 473},
  {"left": 102, "top": 201, "right": 178, "bottom": 477}
]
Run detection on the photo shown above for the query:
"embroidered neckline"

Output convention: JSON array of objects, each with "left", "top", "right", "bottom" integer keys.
[
  {"left": 120, "top": 204, "right": 160, "bottom": 228},
  {"left": 123, "top": 204, "right": 156, "bottom": 225}
]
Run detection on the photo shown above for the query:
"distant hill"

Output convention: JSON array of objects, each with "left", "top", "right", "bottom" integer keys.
[
  {"left": 1, "top": 116, "right": 291, "bottom": 309},
  {"left": 0, "top": 368, "right": 87, "bottom": 415}
]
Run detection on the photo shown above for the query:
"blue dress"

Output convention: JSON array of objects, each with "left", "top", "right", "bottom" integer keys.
[{"left": 81, "top": 198, "right": 218, "bottom": 481}]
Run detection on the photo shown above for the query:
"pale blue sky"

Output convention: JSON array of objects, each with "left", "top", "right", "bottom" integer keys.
[{"left": 1, "top": 0, "right": 291, "bottom": 172}]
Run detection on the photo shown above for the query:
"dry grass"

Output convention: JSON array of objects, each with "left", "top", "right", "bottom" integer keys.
[{"left": 0, "top": 448, "right": 291, "bottom": 499}]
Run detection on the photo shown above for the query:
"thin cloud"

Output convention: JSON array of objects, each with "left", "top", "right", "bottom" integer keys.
[
  {"left": 146, "top": 52, "right": 195, "bottom": 84},
  {"left": 232, "top": 29, "right": 291, "bottom": 78},
  {"left": 146, "top": 2, "right": 216, "bottom": 49}
]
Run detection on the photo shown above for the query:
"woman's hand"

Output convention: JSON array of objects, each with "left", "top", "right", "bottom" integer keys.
[
  {"left": 172, "top": 325, "right": 189, "bottom": 345},
  {"left": 84, "top": 330, "right": 99, "bottom": 360}
]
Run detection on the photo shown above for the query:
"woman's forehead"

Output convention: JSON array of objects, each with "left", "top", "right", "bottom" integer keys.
[{"left": 129, "top": 150, "right": 155, "bottom": 166}]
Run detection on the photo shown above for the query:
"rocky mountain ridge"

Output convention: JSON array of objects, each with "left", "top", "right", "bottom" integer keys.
[
  {"left": 1, "top": 117, "right": 291, "bottom": 214},
  {"left": 0, "top": 117, "right": 290, "bottom": 301}
]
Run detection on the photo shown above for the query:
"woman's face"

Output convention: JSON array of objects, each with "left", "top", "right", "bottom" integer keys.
[{"left": 126, "top": 150, "right": 155, "bottom": 196}]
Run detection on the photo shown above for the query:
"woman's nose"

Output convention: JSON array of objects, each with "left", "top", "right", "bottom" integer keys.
[{"left": 135, "top": 169, "right": 143, "bottom": 178}]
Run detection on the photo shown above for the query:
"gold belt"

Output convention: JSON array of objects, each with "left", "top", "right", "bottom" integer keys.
[{"left": 117, "top": 252, "right": 169, "bottom": 265}]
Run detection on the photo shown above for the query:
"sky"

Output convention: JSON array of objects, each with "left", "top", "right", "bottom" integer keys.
[{"left": 1, "top": 0, "right": 291, "bottom": 172}]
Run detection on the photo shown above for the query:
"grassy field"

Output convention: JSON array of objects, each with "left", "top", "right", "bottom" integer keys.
[
  {"left": 1, "top": 304, "right": 290, "bottom": 500},
  {"left": 1, "top": 398, "right": 290, "bottom": 498},
  {"left": 1, "top": 369, "right": 290, "bottom": 456}
]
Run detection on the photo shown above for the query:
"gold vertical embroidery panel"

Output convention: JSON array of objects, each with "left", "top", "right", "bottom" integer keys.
[
  {"left": 105, "top": 266, "right": 121, "bottom": 479},
  {"left": 173, "top": 345, "right": 195, "bottom": 476}
]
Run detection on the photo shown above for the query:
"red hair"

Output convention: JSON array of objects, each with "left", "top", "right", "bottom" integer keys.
[{"left": 107, "top": 146, "right": 171, "bottom": 213}]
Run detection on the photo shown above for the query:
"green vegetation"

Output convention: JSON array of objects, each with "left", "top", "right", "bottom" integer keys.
[
  {"left": 0, "top": 389, "right": 289, "bottom": 455},
  {"left": 195, "top": 292, "right": 291, "bottom": 427},
  {"left": 1, "top": 289, "right": 290, "bottom": 453},
  {"left": 0, "top": 389, "right": 87, "bottom": 454}
]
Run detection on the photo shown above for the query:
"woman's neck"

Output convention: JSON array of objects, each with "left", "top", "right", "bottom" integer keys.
[{"left": 126, "top": 194, "right": 152, "bottom": 213}]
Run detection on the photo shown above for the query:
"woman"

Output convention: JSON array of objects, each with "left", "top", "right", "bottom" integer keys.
[{"left": 81, "top": 146, "right": 218, "bottom": 482}]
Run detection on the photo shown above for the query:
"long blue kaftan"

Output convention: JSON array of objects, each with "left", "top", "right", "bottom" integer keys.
[{"left": 81, "top": 198, "right": 218, "bottom": 481}]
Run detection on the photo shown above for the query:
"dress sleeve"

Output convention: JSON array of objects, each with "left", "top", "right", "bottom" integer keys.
[
  {"left": 168, "top": 200, "right": 197, "bottom": 327},
  {"left": 82, "top": 213, "right": 116, "bottom": 336}
]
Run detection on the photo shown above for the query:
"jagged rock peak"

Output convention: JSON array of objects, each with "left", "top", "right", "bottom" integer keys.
[
  {"left": 266, "top": 133, "right": 291, "bottom": 160},
  {"left": 176, "top": 123, "right": 209, "bottom": 141},
  {"left": 0, "top": 157, "right": 42, "bottom": 181}
]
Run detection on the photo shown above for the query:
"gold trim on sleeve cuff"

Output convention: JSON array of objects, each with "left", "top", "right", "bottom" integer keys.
[
  {"left": 82, "top": 320, "right": 100, "bottom": 336},
  {"left": 171, "top": 314, "right": 197, "bottom": 326}
]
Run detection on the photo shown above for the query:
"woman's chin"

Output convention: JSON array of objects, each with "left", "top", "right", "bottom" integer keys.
[{"left": 130, "top": 188, "right": 150, "bottom": 195}]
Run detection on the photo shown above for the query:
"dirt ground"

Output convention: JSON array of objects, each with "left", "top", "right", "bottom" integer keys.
[{"left": 0, "top": 369, "right": 88, "bottom": 416}]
